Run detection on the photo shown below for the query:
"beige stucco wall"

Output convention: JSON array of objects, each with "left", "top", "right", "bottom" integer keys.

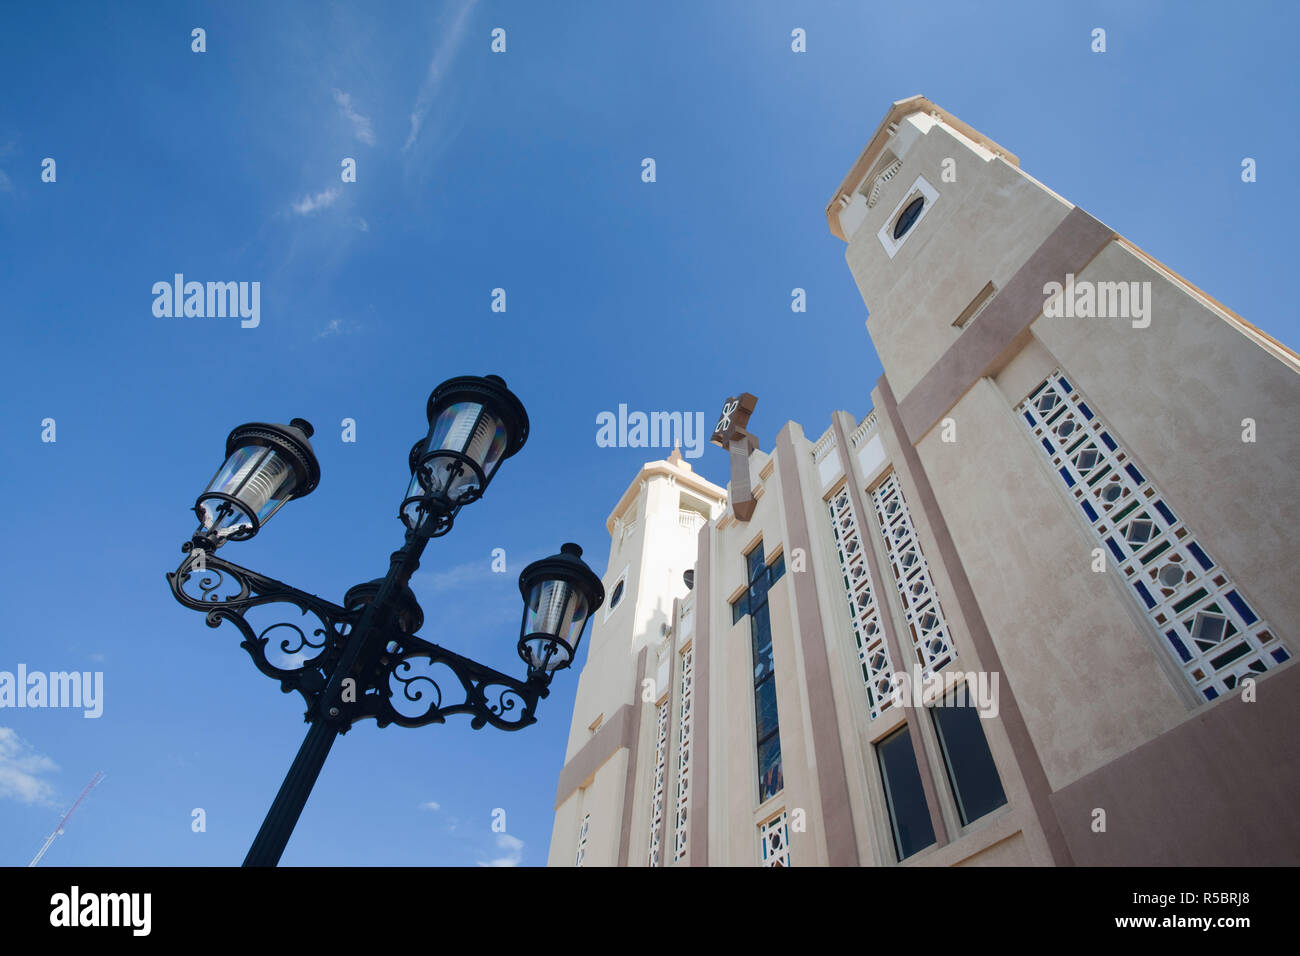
[
  {"left": 953, "top": 832, "right": 1033, "bottom": 867},
  {"left": 913, "top": 376, "right": 1189, "bottom": 790},
  {"left": 839, "top": 109, "right": 1300, "bottom": 799},
  {"left": 698, "top": 413, "right": 1059, "bottom": 865},
  {"left": 1032, "top": 239, "right": 1300, "bottom": 640},
  {"left": 547, "top": 748, "right": 628, "bottom": 867},
  {"left": 867, "top": 390, "right": 1057, "bottom": 862},
  {"left": 844, "top": 114, "right": 1073, "bottom": 399}
]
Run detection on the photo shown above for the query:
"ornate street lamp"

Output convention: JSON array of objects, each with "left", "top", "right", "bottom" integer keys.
[
  {"left": 166, "top": 374, "right": 602, "bottom": 866},
  {"left": 401, "top": 374, "right": 528, "bottom": 536},
  {"left": 193, "top": 418, "right": 320, "bottom": 545},
  {"left": 518, "top": 544, "right": 604, "bottom": 676}
]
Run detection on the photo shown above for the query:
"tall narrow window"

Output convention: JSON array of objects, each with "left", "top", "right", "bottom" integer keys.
[
  {"left": 871, "top": 473, "right": 958, "bottom": 677},
  {"left": 758, "top": 810, "right": 791, "bottom": 867},
  {"left": 647, "top": 698, "right": 669, "bottom": 866},
  {"left": 575, "top": 813, "right": 590, "bottom": 867},
  {"left": 732, "top": 542, "right": 787, "bottom": 804},
  {"left": 875, "top": 727, "right": 936, "bottom": 861},
  {"left": 673, "top": 644, "right": 694, "bottom": 862},
  {"left": 930, "top": 692, "right": 1007, "bottom": 825},
  {"left": 828, "top": 486, "right": 896, "bottom": 718},
  {"left": 1018, "top": 370, "right": 1288, "bottom": 700}
]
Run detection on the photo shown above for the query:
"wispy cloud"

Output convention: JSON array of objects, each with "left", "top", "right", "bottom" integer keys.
[
  {"left": 0, "top": 728, "right": 59, "bottom": 807},
  {"left": 417, "top": 557, "right": 498, "bottom": 593},
  {"left": 332, "top": 89, "right": 376, "bottom": 146},
  {"left": 403, "top": 0, "right": 479, "bottom": 153},
  {"left": 314, "top": 317, "right": 361, "bottom": 340},
  {"left": 420, "top": 800, "right": 441, "bottom": 811},
  {"left": 479, "top": 832, "right": 523, "bottom": 867},
  {"left": 413, "top": 547, "right": 547, "bottom": 594},
  {"left": 292, "top": 187, "right": 341, "bottom": 215}
]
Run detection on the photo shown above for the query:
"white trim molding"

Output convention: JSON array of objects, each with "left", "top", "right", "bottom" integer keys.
[{"left": 877, "top": 174, "right": 939, "bottom": 259}]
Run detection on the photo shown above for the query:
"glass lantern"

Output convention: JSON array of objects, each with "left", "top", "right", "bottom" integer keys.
[
  {"left": 401, "top": 375, "right": 528, "bottom": 533},
  {"left": 194, "top": 418, "right": 320, "bottom": 542},
  {"left": 517, "top": 544, "right": 605, "bottom": 676}
]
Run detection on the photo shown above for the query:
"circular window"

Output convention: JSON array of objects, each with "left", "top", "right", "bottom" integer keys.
[
  {"left": 1158, "top": 564, "right": 1183, "bottom": 588},
  {"left": 609, "top": 579, "right": 625, "bottom": 609},
  {"left": 1101, "top": 482, "right": 1122, "bottom": 504},
  {"left": 892, "top": 196, "right": 925, "bottom": 240}
]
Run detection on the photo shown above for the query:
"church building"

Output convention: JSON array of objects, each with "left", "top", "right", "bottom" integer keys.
[{"left": 546, "top": 96, "right": 1300, "bottom": 867}]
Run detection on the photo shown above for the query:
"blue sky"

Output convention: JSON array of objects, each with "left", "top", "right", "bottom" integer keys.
[{"left": 1, "top": 0, "right": 1296, "bottom": 866}]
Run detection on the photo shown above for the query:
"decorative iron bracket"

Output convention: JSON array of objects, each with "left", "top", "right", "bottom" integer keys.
[{"left": 167, "top": 541, "right": 550, "bottom": 732}]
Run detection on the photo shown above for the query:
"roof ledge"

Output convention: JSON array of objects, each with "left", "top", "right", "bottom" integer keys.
[{"left": 825, "top": 96, "right": 1019, "bottom": 241}]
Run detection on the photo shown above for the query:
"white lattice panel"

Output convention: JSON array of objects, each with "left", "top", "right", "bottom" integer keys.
[
  {"left": 673, "top": 644, "right": 694, "bottom": 862},
  {"left": 1018, "top": 369, "right": 1288, "bottom": 701},
  {"left": 647, "top": 699, "right": 669, "bottom": 866},
  {"left": 828, "top": 486, "right": 896, "bottom": 718},
  {"left": 871, "top": 473, "right": 958, "bottom": 676},
  {"left": 758, "top": 810, "right": 791, "bottom": 867}
]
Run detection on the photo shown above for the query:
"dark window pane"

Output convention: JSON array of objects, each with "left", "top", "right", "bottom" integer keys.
[
  {"left": 753, "top": 632, "right": 774, "bottom": 682},
  {"left": 931, "top": 698, "right": 1008, "bottom": 826},
  {"left": 755, "top": 674, "right": 779, "bottom": 739},
  {"left": 892, "top": 196, "right": 924, "bottom": 239},
  {"left": 757, "top": 735, "right": 783, "bottom": 803},
  {"left": 768, "top": 554, "right": 785, "bottom": 586},
  {"left": 876, "top": 727, "right": 936, "bottom": 861},
  {"left": 732, "top": 595, "right": 749, "bottom": 625},
  {"left": 746, "top": 545, "right": 766, "bottom": 585},
  {"left": 751, "top": 604, "right": 772, "bottom": 662}
]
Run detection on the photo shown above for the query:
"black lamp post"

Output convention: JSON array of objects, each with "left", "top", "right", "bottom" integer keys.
[{"left": 166, "top": 374, "right": 604, "bottom": 866}]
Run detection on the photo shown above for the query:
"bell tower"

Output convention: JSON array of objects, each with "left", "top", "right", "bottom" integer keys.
[{"left": 547, "top": 449, "right": 725, "bottom": 866}]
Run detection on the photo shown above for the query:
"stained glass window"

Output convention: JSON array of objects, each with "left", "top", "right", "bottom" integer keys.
[
  {"left": 732, "top": 541, "right": 787, "bottom": 805},
  {"left": 575, "top": 813, "right": 590, "bottom": 866}
]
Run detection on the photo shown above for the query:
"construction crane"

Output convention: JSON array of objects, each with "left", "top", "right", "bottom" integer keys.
[{"left": 28, "top": 771, "right": 104, "bottom": 867}]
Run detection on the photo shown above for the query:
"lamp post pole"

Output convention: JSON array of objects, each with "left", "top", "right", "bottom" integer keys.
[
  {"left": 167, "top": 374, "right": 605, "bottom": 867},
  {"left": 242, "top": 532, "right": 424, "bottom": 867}
]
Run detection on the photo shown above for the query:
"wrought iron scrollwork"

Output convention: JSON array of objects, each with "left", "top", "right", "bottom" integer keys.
[
  {"left": 352, "top": 634, "right": 547, "bottom": 732},
  {"left": 167, "top": 541, "right": 548, "bottom": 732},
  {"left": 167, "top": 543, "right": 356, "bottom": 706}
]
